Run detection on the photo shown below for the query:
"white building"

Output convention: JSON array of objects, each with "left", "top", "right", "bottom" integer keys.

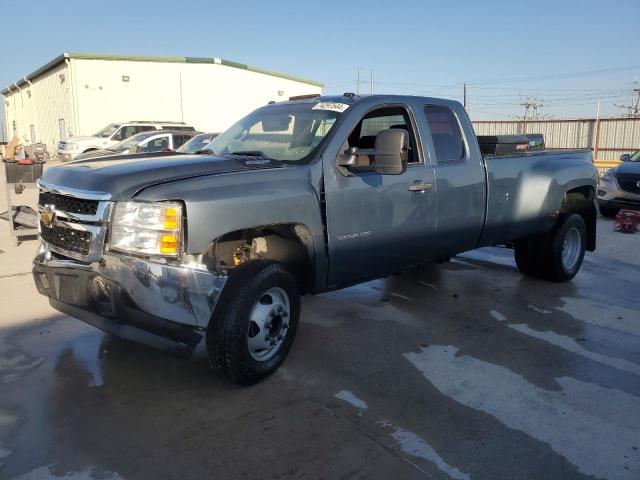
[{"left": 2, "top": 52, "right": 323, "bottom": 153}]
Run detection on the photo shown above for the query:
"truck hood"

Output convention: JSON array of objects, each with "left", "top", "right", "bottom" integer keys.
[
  {"left": 615, "top": 161, "right": 640, "bottom": 175},
  {"left": 40, "top": 153, "right": 288, "bottom": 200}
]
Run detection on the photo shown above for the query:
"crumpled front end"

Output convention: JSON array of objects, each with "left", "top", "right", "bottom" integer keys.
[
  {"left": 33, "top": 246, "right": 227, "bottom": 354},
  {"left": 32, "top": 181, "right": 227, "bottom": 355}
]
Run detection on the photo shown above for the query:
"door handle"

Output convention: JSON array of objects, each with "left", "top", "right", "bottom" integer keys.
[{"left": 409, "top": 181, "right": 433, "bottom": 192}]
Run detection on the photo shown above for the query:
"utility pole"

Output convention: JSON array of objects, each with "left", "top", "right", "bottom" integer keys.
[
  {"left": 614, "top": 78, "right": 640, "bottom": 117},
  {"left": 356, "top": 67, "right": 360, "bottom": 95},
  {"left": 370, "top": 68, "right": 374, "bottom": 94},
  {"left": 463, "top": 83, "right": 467, "bottom": 109},
  {"left": 519, "top": 96, "right": 545, "bottom": 132}
]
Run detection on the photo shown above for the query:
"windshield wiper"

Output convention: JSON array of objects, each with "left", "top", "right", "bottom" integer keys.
[
  {"left": 228, "top": 150, "right": 270, "bottom": 158},
  {"left": 194, "top": 148, "right": 214, "bottom": 155}
]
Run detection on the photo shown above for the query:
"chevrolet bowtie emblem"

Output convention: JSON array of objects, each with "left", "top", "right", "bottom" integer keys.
[{"left": 41, "top": 205, "right": 56, "bottom": 228}]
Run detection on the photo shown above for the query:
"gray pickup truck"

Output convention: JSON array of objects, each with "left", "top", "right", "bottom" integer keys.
[{"left": 32, "top": 94, "right": 598, "bottom": 383}]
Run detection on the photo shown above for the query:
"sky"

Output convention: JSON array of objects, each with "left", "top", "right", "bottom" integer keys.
[{"left": 1, "top": 0, "right": 639, "bottom": 138}]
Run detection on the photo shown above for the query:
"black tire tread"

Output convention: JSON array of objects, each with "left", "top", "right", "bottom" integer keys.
[
  {"left": 206, "top": 261, "right": 300, "bottom": 385},
  {"left": 514, "top": 213, "right": 586, "bottom": 282}
]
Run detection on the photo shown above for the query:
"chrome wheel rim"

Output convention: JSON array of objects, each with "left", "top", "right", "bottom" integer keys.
[
  {"left": 247, "top": 287, "right": 290, "bottom": 361},
  {"left": 561, "top": 227, "right": 581, "bottom": 270}
]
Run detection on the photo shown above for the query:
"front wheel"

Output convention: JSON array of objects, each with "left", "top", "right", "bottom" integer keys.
[
  {"left": 514, "top": 213, "right": 587, "bottom": 282},
  {"left": 206, "top": 261, "right": 300, "bottom": 384}
]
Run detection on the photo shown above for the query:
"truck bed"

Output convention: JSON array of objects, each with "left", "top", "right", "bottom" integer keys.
[{"left": 479, "top": 149, "right": 595, "bottom": 247}]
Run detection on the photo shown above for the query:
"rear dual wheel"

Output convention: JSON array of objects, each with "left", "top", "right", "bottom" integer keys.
[{"left": 514, "top": 213, "right": 586, "bottom": 282}]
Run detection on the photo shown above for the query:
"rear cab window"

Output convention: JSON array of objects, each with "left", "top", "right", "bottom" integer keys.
[{"left": 423, "top": 105, "right": 466, "bottom": 163}]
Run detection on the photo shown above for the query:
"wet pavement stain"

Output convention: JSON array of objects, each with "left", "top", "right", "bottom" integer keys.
[
  {"left": 403, "top": 345, "right": 640, "bottom": 479},
  {"left": 1, "top": 244, "right": 639, "bottom": 479}
]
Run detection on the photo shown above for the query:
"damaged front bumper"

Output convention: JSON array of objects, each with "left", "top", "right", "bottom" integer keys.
[{"left": 32, "top": 245, "right": 227, "bottom": 355}]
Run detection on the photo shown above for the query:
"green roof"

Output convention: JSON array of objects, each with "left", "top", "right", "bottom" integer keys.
[{"left": 1, "top": 52, "right": 323, "bottom": 94}]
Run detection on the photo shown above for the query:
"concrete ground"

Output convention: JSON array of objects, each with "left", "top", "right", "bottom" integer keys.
[{"left": 0, "top": 172, "right": 639, "bottom": 480}]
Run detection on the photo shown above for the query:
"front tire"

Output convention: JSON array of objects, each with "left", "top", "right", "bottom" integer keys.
[
  {"left": 206, "top": 261, "right": 300, "bottom": 384},
  {"left": 514, "top": 213, "right": 587, "bottom": 282}
]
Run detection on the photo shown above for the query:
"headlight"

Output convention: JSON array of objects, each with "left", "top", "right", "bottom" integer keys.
[
  {"left": 600, "top": 168, "right": 615, "bottom": 182},
  {"left": 67, "top": 143, "right": 79, "bottom": 151},
  {"left": 110, "top": 201, "right": 183, "bottom": 257}
]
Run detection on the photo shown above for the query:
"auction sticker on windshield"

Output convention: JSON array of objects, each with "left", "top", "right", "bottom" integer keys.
[{"left": 312, "top": 102, "right": 350, "bottom": 113}]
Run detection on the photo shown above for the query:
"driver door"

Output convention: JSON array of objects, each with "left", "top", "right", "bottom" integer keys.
[{"left": 323, "top": 105, "right": 437, "bottom": 287}]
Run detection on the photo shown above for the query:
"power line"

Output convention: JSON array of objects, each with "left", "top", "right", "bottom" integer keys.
[
  {"left": 614, "top": 79, "right": 640, "bottom": 117},
  {"left": 465, "top": 64, "right": 640, "bottom": 86}
]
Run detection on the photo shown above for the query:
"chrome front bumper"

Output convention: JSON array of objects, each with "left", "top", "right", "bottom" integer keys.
[{"left": 33, "top": 245, "right": 227, "bottom": 352}]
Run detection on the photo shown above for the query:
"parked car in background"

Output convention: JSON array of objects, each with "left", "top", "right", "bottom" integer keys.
[
  {"left": 176, "top": 133, "right": 220, "bottom": 154},
  {"left": 73, "top": 130, "right": 197, "bottom": 161},
  {"left": 597, "top": 150, "right": 640, "bottom": 217},
  {"left": 57, "top": 121, "right": 195, "bottom": 161},
  {"left": 33, "top": 94, "right": 597, "bottom": 384}
]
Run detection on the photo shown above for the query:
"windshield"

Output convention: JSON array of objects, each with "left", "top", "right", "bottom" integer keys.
[
  {"left": 203, "top": 102, "right": 341, "bottom": 162},
  {"left": 94, "top": 124, "right": 121, "bottom": 138},
  {"left": 109, "top": 132, "right": 158, "bottom": 152},
  {"left": 177, "top": 133, "right": 218, "bottom": 153},
  {"left": 629, "top": 150, "right": 640, "bottom": 162}
]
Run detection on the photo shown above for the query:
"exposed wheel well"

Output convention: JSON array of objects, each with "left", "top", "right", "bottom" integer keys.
[
  {"left": 561, "top": 186, "right": 596, "bottom": 251},
  {"left": 82, "top": 148, "right": 99, "bottom": 153},
  {"left": 203, "top": 224, "right": 316, "bottom": 293}
]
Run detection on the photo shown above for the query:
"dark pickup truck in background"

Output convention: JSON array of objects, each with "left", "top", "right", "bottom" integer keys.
[{"left": 32, "top": 94, "right": 598, "bottom": 383}]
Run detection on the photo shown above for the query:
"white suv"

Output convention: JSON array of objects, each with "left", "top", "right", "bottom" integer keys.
[{"left": 57, "top": 121, "right": 195, "bottom": 161}]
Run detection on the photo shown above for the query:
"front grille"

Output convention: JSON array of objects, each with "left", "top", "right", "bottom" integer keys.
[
  {"left": 616, "top": 173, "right": 640, "bottom": 195},
  {"left": 39, "top": 192, "right": 99, "bottom": 215},
  {"left": 40, "top": 222, "right": 91, "bottom": 255}
]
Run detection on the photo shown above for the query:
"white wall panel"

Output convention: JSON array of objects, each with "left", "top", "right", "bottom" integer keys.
[{"left": 72, "top": 59, "right": 321, "bottom": 136}]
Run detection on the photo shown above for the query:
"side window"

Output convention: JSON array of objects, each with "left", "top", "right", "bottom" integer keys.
[
  {"left": 142, "top": 136, "right": 170, "bottom": 152},
  {"left": 166, "top": 126, "right": 196, "bottom": 132},
  {"left": 423, "top": 106, "right": 465, "bottom": 163},
  {"left": 120, "top": 126, "right": 138, "bottom": 140},
  {"left": 58, "top": 119, "right": 66, "bottom": 141},
  {"left": 348, "top": 106, "right": 419, "bottom": 163},
  {"left": 135, "top": 125, "right": 156, "bottom": 134},
  {"left": 173, "top": 135, "right": 190, "bottom": 149},
  {"left": 112, "top": 126, "right": 137, "bottom": 141}
]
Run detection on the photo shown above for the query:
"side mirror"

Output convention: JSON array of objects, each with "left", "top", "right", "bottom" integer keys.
[
  {"left": 372, "top": 129, "right": 408, "bottom": 175},
  {"left": 337, "top": 146, "right": 374, "bottom": 175},
  {"left": 620, "top": 153, "right": 630, "bottom": 162}
]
